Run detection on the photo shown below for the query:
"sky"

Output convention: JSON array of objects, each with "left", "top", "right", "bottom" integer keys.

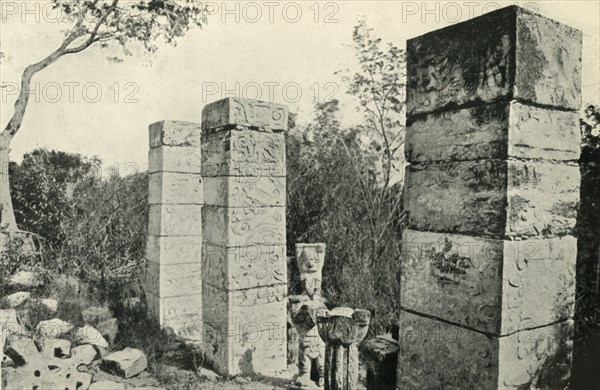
[{"left": 1, "top": 0, "right": 599, "bottom": 175}]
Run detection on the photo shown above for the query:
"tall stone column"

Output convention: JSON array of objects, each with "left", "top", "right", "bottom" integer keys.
[
  {"left": 201, "top": 98, "right": 288, "bottom": 375},
  {"left": 146, "top": 121, "right": 203, "bottom": 340},
  {"left": 399, "top": 6, "right": 582, "bottom": 389}
]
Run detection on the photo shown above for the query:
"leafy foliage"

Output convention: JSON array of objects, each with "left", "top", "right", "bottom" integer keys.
[{"left": 287, "top": 20, "right": 406, "bottom": 334}]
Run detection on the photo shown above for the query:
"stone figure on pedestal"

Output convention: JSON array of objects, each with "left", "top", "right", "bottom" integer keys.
[{"left": 290, "top": 243, "right": 328, "bottom": 388}]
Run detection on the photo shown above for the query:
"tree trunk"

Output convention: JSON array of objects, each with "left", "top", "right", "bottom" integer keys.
[{"left": 0, "top": 132, "right": 16, "bottom": 231}]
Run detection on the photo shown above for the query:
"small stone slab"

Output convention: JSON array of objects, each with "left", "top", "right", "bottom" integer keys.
[
  {"left": 96, "top": 318, "right": 118, "bottom": 345},
  {"left": 74, "top": 325, "right": 109, "bottom": 349},
  {"left": 101, "top": 347, "right": 148, "bottom": 379},
  {"left": 7, "top": 271, "right": 41, "bottom": 289},
  {"left": 3, "top": 292, "right": 31, "bottom": 308},
  {"left": 35, "top": 318, "right": 74, "bottom": 339}
]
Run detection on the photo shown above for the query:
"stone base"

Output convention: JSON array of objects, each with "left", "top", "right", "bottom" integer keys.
[
  {"left": 146, "top": 293, "right": 202, "bottom": 341},
  {"left": 397, "top": 310, "right": 573, "bottom": 390}
]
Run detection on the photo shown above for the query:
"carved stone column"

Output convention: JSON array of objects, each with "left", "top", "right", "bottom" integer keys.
[
  {"left": 145, "top": 121, "right": 203, "bottom": 340},
  {"left": 201, "top": 97, "right": 288, "bottom": 376},
  {"left": 317, "top": 307, "right": 370, "bottom": 390},
  {"left": 399, "top": 6, "right": 582, "bottom": 389}
]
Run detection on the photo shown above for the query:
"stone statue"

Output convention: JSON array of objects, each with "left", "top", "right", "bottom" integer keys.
[{"left": 291, "top": 243, "right": 328, "bottom": 388}]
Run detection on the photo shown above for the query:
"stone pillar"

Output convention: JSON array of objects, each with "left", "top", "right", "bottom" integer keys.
[
  {"left": 201, "top": 98, "right": 288, "bottom": 376},
  {"left": 146, "top": 121, "right": 203, "bottom": 340},
  {"left": 399, "top": 6, "right": 581, "bottom": 389},
  {"left": 317, "top": 308, "right": 370, "bottom": 390}
]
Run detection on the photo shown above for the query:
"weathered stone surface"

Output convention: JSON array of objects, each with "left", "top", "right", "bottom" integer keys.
[
  {"left": 3, "top": 291, "right": 30, "bottom": 308},
  {"left": 401, "top": 229, "right": 576, "bottom": 335},
  {"left": 202, "top": 97, "right": 288, "bottom": 132},
  {"left": 203, "top": 176, "right": 285, "bottom": 207},
  {"left": 96, "top": 318, "right": 118, "bottom": 345},
  {"left": 1, "top": 309, "right": 22, "bottom": 349},
  {"left": 148, "top": 204, "right": 202, "bottom": 236},
  {"left": 39, "top": 299, "right": 58, "bottom": 313},
  {"left": 405, "top": 160, "right": 579, "bottom": 237},
  {"left": 148, "top": 172, "right": 203, "bottom": 205},
  {"left": 82, "top": 306, "right": 112, "bottom": 326},
  {"left": 202, "top": 206, "right": 286, "bottom": 246},
  {"left": 7, "top": 271, "right": 41, "bottom": 289},
  {"left": 406, "top": 102, "right": 580, "bottom": 163},
  {"left": 74, "top": 325, "right": 109, "bottom": 349},
  {"left": 148, "top": 146, "right": 201, "bottom": 174},
  {"left": 397, "top": 311, "right": 573, "bottom": 390},
  {"left": 146, "top": 235, "right": 202, "bottom": 265},
  {"left": 149, "top": 120, "right": 201, "bottom": 149},
  {"left": 146, "top": 261, "right": 202, "bottom": 298},
  {"left": 146, "top": 293, "right": 202, "bottom": 341},
  {"left": 37, "top": 338, "right": 71, "bottom": 358},
  {"left": 360, "top": 334, "right": 398, "bottom": 390},
  {"left": 101, "top": 347, "right": 148, "bottom": 379},
  {"left": 203, "top": 284, "right": 287, "bottom": 375},
  {"left": 202, "top": 244, "right": 286, "bottom": 290},
  {"left": 202, "top": 130, "right": 285, "bottom": 177},
  {"left": 35, "top": 318, "right": 74, "bottom": 339},
  {"left": 407, "top": 6, "right": 582, "bottom": 116},
  {"left": 90, "top": 381, "right": 127, "bottom": 390}
]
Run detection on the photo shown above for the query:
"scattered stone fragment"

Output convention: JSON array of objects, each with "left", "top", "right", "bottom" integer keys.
[
  {"left": 2, "top": 334, "right": 95, "bottom": 390},
  {"left": 234, "top": 376, "right": 250, "bottom": 384},
  {"left": 82, "top": 306, "right": 112, "bottom": 326},
  {"left": 71, "top": 344, "right": 99, "bottom": 365},
  {"left": 90, "top": 380, "right": 127, "bottom": 389},
  {"left": 0, "top": 309, "right": 22, "bottom": 346},
  {"left": 8, "top": 271, "right": 41, "bottom": 289},
  {"left": 101, "top": 347, "right": 148, "bottom": 379},
  {"left": 97, "top": 318, "right": 118, "bottom": 345},
  {"left": 35, "top": 318, "right": 74, "bottom": 339},
  {"left": 75, "top": 325, "right": 109, "bottom": 349},
  {"left": 94, "top": 345, "right": 109, "bottom": 359},
  {"left": 3, "top": 291, "right": 31, "bottom": 308},
  {"left": 39, "top": 298, "right": 58, "bottom": 313},
  {"left": 4, "top": 334, "right": 39, "bottom": 365},
  {"left": 37, "top": 338, "right": 71, "bottom": 358},
  {"left": 199, "top": 367, "right": 220, "bottom": 380}
]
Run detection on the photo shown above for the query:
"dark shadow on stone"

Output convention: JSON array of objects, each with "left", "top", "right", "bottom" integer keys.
[{"left": 573, "top": 125, "right": 600, "bottom": 390}]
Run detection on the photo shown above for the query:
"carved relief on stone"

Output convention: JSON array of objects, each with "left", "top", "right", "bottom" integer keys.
[
  {"left": 202, "top": 97, "right": 288, "bottom": 132},
  {"left": 202, "top": 244, "right": 286, "bottom": 290},
  {"left": 201, "top": 131, "right": 286, "bottom": 177}
]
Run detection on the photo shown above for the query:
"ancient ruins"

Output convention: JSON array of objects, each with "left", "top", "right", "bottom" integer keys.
[{"left": 1, "top": 4, "right": 594, "bottom": 390}]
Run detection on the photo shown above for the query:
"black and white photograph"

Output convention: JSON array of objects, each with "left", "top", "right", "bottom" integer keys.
[{"left": 1, "top": 1, "right": 599, "bottom": 389}]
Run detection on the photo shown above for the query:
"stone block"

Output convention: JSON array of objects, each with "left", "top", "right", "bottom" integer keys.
[
  {"left": 202, "top": 244, "right": 287, "bottom": 290},
  {"left": 148, "top": 204, "right": 202, "bottom": 236},
  {"left": 203, "top": 176, "right": 286, "bottom": 207},
  {"left": 397, "top": 310, "right": 573, "bottom": 390},
  {"left": 202, "top": 206, "right": 286, "bottom": 246},
  {"left": 203, "top": 284, "right": 287, "bottom": 329},
  {"left": 202, "top": 97, "right": 288, "bottom": 132},
  {"left": 146, "top": 293, "right": 202, "bottom": 341},
  {"left": 149, "top": 121, "right": 201, "bottom": 149},
  {"left": 406, "top": 101, "right": 580, "bottom": 163},
  {"left": 146, "top": 235, "right": 202, "bottom": 265},
  {"left": 407, "top": 6, "right": 582, "bottom": 116},
  {"left": 148, "top": 172, "right": 203, "bottom": 205},
  {"left": 101, "top": 347, "right": 148, "bottom": 379},
  {"left": 202, "top": 284, "right": 287, "bottom": 375},
  {"left": 146, "top": 261, "right": 202, "bottom": 298},
  {"left": 404, "top": 160, "right": 579, "bottom": 237},
  {"left": 74, "top": 325, "right": 109, "bottom": 349},
  {"left": 148, "top": 146, "right": 201, "bottom": 174},
  {"left": 202, "top": 130, "right": 285, "bottom": 177},
  {"left": 401, "top": 229, "right": 576, "bottom": 335}
]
